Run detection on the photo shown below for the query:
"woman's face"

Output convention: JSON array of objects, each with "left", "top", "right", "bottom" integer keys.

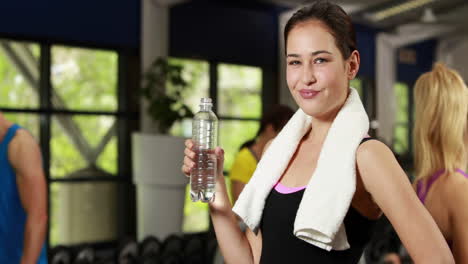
[{"left": 286, "top": 20, "right": 359, "bottom": 119}]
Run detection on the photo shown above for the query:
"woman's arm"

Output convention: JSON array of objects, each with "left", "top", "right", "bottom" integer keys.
[
  {"left": 246, "top": 228, "right": 262, "bottom": 264},
  {"left": 209, "top": 172, "right": 261, "bottom": 264},
  {"left": 231, "top": 180, "right": 246, "bottom": 205},
  {"left": 183, "top": 140, "right": 259, "bottom": 264},
  {"left": 356, "top": 140, "right": 454, "bottom": 264}
]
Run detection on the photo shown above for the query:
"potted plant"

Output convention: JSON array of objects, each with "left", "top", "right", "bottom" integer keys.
[
  {"left": 141, "top": 57, "right": 194, "bottom": 134},
  {"left": 132, "top": 57, "right": 193, "bottom": 240}
]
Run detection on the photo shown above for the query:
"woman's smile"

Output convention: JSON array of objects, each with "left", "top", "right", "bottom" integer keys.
[{"left": 299, "top": 89, "right": 321, "bottom": 99}]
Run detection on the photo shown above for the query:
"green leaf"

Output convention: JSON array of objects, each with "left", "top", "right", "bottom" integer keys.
[{"left": 141, "top": 56, "right": 194, "bottom": 134}]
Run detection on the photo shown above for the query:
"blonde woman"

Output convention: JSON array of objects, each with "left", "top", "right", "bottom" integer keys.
[{"left": 414, "top": 63, "right": 468, "bottom": 262}]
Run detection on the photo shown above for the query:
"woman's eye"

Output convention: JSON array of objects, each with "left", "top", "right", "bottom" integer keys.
[
  {"left": 314, "top": 58, "right": 327, "bottom": 64},
  {"left": 288, "top": 60, "right": 301, "bottom": 66}
]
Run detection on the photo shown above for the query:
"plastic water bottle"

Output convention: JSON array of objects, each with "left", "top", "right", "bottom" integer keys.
[{"left": 191, "top": 98, "right": 218, "bottom": 203}]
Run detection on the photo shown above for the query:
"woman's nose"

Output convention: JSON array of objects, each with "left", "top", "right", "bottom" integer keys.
[{"left": 301, "top": 64, "right": 316, "bottom": 86}]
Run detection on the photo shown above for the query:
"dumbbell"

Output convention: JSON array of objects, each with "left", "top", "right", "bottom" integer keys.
[
  {"left": 139, "top": 236, "right": 161, "bottom": 264},
  {"left": 50, "top": 246, "right": 72, "bottom": 264}
]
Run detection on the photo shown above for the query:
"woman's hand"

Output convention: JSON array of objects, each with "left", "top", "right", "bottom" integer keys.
[
  {"left": 181, "top": 139, "right": 196, "bottom": 178},
  {"left": 182, "top": 139, "right": 225, "bottom": 179},
  {"left": 182, "top": 139, "right": 229, "bottom": 209}
]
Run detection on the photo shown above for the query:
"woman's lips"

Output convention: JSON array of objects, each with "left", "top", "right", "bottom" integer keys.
[{"left": 299, "top": 89, "right": 321, "bottom": 99}]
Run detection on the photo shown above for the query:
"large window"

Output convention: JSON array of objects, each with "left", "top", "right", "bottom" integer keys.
[
  {"left": 169, "top": 58, "right": 263, "bottom": 233},
  {"left": 0, "top": 39, "right": 135, "bottom": 247},
  {"left": 50, "top": 47, "right": 124, "bottom": 245}
]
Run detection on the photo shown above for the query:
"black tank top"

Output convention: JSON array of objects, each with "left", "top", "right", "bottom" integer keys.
[{"left": 259, "top": 138, "right": 378, "bottom": 264}]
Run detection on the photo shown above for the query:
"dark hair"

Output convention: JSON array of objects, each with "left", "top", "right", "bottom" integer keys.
[
  {"left": 240, "top": 104, "right": 295, "bottom": 149},
  {"left": 284, "top": 1, "right": 357, "bottom": 60}
]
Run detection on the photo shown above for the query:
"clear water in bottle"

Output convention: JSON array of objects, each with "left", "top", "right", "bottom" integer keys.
[{"left": 191, "top": 98, "right": 218, "bottom": 203}]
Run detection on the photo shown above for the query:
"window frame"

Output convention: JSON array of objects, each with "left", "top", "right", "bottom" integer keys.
[
  {"left": 0, "top": 39, "right": 139, "bottom": 249},
  {"left": 392, "top": 80, "right": 414, "bottom": 169}
]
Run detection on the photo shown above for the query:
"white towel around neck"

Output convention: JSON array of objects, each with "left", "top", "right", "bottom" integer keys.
[{"left": 232, "top": 88, "right": 369, "bottom": 251}]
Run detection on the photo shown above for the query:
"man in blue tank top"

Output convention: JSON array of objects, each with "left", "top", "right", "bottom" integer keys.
[{"left": 0, "top": 112, "right": 48, "bottom": 264}]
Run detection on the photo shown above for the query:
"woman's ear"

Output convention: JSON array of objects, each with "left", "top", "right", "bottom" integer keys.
[{"left": 347, "top": 50, "right": 360, "bottom": 80}]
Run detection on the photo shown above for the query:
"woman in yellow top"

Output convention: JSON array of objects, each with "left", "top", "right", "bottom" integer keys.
[{"left": 230, "top": 105, "right": 294, "bottom": 204}]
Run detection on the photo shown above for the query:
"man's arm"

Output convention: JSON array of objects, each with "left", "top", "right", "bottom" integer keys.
[{"left": 9, "top": 130, "right": 48, "bottom": 264}]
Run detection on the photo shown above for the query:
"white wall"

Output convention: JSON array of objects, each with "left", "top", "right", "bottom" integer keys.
[
  {"left": 375, "top": 24, "right": 455, "bottom": 144},
  {"left": 437, "top": 35, "right": 468, "bottom": 82},
  {"left": 136, "top": 0, "right": 188, "bottom": 241},
  {"left": 141, "top": 0, "right": 171, "bottom": 133}
]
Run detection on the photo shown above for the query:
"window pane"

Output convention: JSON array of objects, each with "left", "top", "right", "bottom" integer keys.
[
  {"left": 0, "top": 40, "right": 39, "bottom": 108},
  {"left": 51, "top": 115, "right": 117, "bottom": 178},
  {"left": 393, "top": 82, "right": 409, "bottom": 154},
  {"left": 2, "top": 113, "right": 40, "bottom": 139},
  {"left": 394, "top": 125, "right": 408, "bottom": 154},
  {"left": 219, "top": 120, "right": 259, "bottom": 171},
  {"left": 97, "top": 136, "right": 118, "bottom": 175},
  {"left": 218, "top": 64, "right": 262, "bottom": 119},
  {"left": 170, "top": 118, "right": 192, "bottom": 138},
  {"left": 395, "top": 83, "right": 408, "bottom": 123},
  {"left": 51, "top": 46, "right": 117, "bottom": 111},
  {"left": 350, "top": 78, "right": 362, "bottom": 99},
  {"left": 167, "top": 58, "right": 209, "bottom": 137},
  {"left": 50, "top": 181, "right": 118, "bottom": 246}
]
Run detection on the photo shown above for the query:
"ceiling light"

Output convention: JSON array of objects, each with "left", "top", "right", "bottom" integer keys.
[
  {"left": 421, "top": 7, "right": 436, "bottom": 23},
  {"left": 367, "top": 0, "right": 436, "bottom": 22}
]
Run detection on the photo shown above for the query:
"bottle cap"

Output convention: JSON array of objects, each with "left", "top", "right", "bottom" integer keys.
[{"left": 200, "top": 98, "right": 212, "bottom": 104}]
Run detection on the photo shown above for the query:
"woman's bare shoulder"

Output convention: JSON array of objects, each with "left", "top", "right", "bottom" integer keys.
[
  {"left": 356, "top": 139, "right": 392, "bottom": 164},
  {"left": 441, "top": 170, "right": 468, "bottom": 208}
]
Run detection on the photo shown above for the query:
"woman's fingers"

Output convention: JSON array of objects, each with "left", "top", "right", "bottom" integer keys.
[
  {"left": 182, "top": 138, "right": 195, "bottom": 178},
  {"left": 181, "top": 164, "right": 191, "bottom": 177},
  {"left": 182, "top": 141, "right": 195, "bottom": 177},
  {"left": 184, "top": 147, "right": 195, "bottom": 159},
  {"left": 182, "top": 156, "right": 195, "bottom": 176},
  {"left": 214, "top": 147, "right": 225, "bottom": 175},
  {"left": 184, "top": 155, "right": 195, "bottom": 167},
  {"left": 214, "top": 146, "right": 224, "bottom": 162},
  {"left": 185, "top": 139, "right": 193, "bottom": 148},
  {"left": 183, "top": 142, "right": 224, "bottom": 179}
]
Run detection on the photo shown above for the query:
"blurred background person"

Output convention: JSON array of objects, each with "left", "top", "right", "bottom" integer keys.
[
  {"left": 413, "top": 63, "right": 468, "bottom": 263},
  {"left": 381, "top": 252, "right": 401, "bottom": 264},
  {"left": 0, "top": 112, "right": 48, "bottom": 264},
  {"left": 229, "top": 104, "right": 294, "bottom": 204}
]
